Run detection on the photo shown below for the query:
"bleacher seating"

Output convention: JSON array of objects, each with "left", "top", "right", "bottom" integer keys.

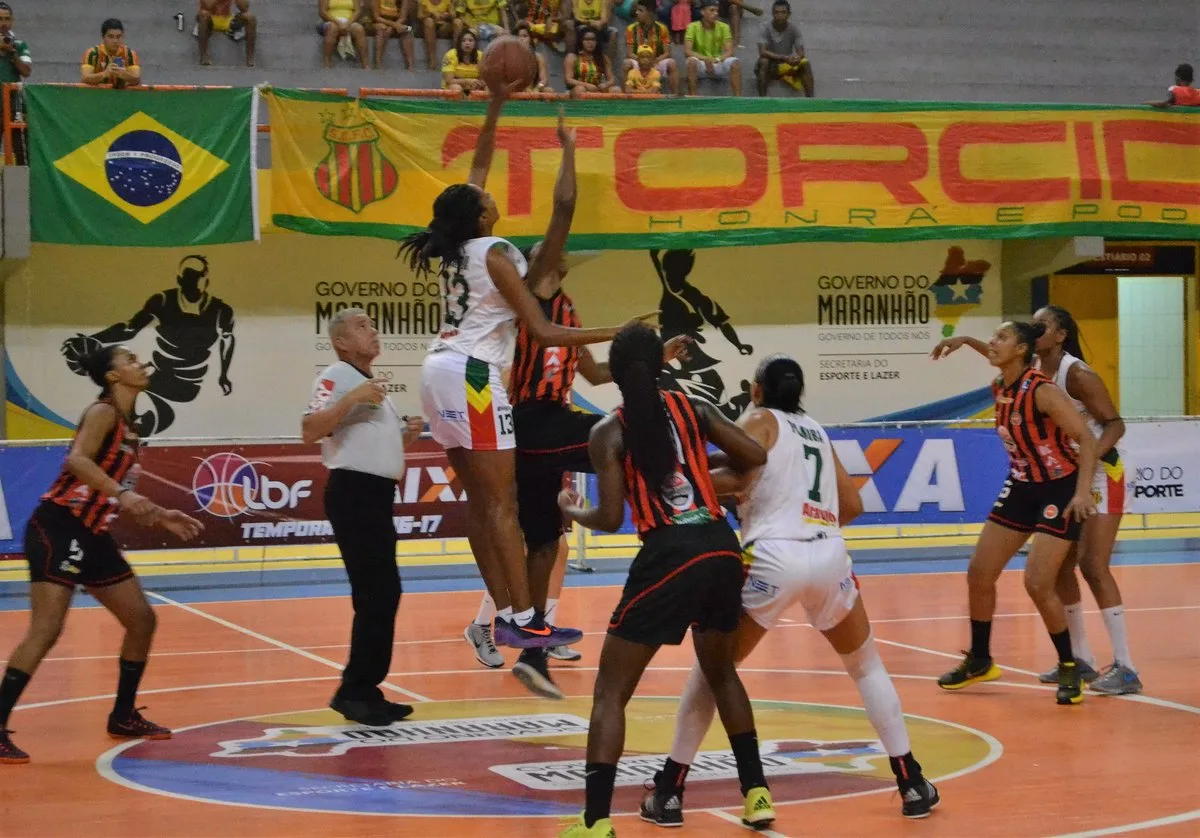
[{"left": 12, "top": 0, "right": 1199, "bottom": 101}]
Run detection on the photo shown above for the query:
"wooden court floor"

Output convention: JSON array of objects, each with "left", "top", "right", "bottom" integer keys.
[{"left": 2, "top": 563, "right": 1199, "bottom": 838}]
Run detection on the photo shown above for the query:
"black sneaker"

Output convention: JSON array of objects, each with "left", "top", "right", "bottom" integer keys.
[
  {"left": 899, "top": 779, "right": 939, "bottom": 819},
  {"left": 1056, "top": 661, "right": 1084, "bottom": 705},
  {"left": 937, "top": 652, "right": 1001, "bottom": 690},
  {"left": 0, "top": 729, "right": 29, "bottom": 764},
  {"left": 640, "top": 772, "right": 684, "bottom": 827},
  {"left": 512, "top": 648, "right": 564, "bottom": 700},
  {"left": 330, "top": 695, "right": 392, "bottom": 726},
  {"left": 384, "top": 701, "right": 414, "bottom": 721},
  {"left": 107, "top": 708, "right": 172, "bottom": 740}
]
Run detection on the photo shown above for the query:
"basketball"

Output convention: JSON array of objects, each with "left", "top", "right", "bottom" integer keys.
[{"left": 481, "top": 35, "right": 536, "bottom": 92}]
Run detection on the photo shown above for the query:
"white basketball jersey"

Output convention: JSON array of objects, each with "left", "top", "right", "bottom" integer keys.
[
  {"left": 739, "top": 408, "right": 841, "bottom": 543},
  {"left": 428, "top": 236, "right": 528, "bottom": 368},
  {"left": 1048, "top": 352, "right": 1104, "bottom": 440}
]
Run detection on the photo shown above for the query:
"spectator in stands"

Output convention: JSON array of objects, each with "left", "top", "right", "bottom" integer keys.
[
  {"left": 453, "top": 0, "right": 509, "bottom": 47},
  {"left": 685, "top": 0, "right": 739, "bottom": 95},
  {"left": 373, "top": 0, "right": 415, "bottom": 68},
  {"left": 524, "top": 0, "right": 564, "bottom": 52},
  {"left": 625, "top": 44, "right": 662, "bottom": 93},
  {"left": 668, "top": 0, "right": 691, "bottom": 44},
  {"left": 0, "top": 3, "right": 32, "bottom": 84},
  {"left": 442, "top": 28, "right": 484, "bottom": 92},
  {"left": 319, "top": 0, "right": 369, "bottom": 69},
  {"left": 1148, "top": 63, "right": 1200, "bottom": 107},
  {"left": 81, "top": 19, "right": 142, "bottom": 88},
  {"left": 197, "top": 0, "right": 256, "bottom": 66},
  {"left": 514, "top": 21, "right": 550, "bottom": 91},
  {"left": 625, "top": 0, "right": 677, "bottom": 95},
  {"left": 756, "top": 0, "right": 811, "bottom": 96},
  {"left": 419, "top": 0, "right": 454, "bottom": 69},
  {"left": 564, "top": 0, "right": 616, "bottom": 68},
  {"left": 565, "top": 24, "right": 616, "bottom": 96}
]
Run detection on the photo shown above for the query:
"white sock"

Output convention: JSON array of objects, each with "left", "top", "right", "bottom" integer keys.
[
  {"left": 474, "top": 593, "right": 497, "bottom": 626},
  {"left": 512, "top": 607, "right": 536, "bottom": 627},
  {"left": 1101, "top": 605, "right": 1134, "bottom": 670},
  {"left": 669, "top": 663, "right": 716, "bottom": 766},
  {"left": 498, "top": 606, "right": 513, "bottom": 621},
  {"left": 1064, "top": 602, "right": 1095, "bottom": 665},
  {"left": 841, "top": 635, "right": 911, "bottom": 758},
  {"left": 545, "top": 598, "right": 559, "bottom": 626}
]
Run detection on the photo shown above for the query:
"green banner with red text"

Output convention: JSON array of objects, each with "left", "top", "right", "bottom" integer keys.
[{"left": 266, "top": 90, "right": 1200, "bottom": 247}]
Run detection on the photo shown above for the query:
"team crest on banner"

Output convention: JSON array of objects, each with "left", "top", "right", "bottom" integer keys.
[{"left": 315, "top": 104, "right": 398, "bottom": 214}]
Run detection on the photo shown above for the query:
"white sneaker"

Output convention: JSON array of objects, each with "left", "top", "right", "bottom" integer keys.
[
  {"left": 547, "top": 645, "right": 582, "bottom": 662},
  {"left": 464, "top": 622, "right": 504, "bottom": 668}
]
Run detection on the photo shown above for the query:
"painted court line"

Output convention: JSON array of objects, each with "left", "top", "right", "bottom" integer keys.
[
  {"left": 14, "top": 675, "right": 341, "bottom": 713},
  {"left": 1056, "top": 810, "right": 1200, "bottom": 837},
  {"left": 146, "top": 591, "right": 432, "bottom": 703},
  {"left": 708, "top": 808, "right": 790, "bottom": 836},
  {"left": 871, "top": 636, "right": 1200, "bottom": 715},
  {"left": 31, "top": 602, "right": 1200, "bottom": 664}
]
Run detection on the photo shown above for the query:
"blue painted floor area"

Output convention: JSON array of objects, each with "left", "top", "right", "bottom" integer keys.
[{"left": 1, "top": 538, "right": 1197, "bottom": 611}]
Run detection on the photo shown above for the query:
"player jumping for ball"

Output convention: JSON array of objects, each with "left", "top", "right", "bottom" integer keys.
[
  {"left": 61, "top": 255, "right": 235, "bottom": 437},
  {"left": 398, "top": 80, "right": 652, "bottom": 654}
]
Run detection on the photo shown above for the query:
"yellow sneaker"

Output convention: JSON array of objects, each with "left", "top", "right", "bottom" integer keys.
[
  {"left": 559, "top": 812, "right": 616, "bottom": 837},
  {"left": 742, "top": 786, "right": 776, "bottom": 829}
]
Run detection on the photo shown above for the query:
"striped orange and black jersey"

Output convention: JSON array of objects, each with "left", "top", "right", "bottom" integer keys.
[
  {"left": 509, "top": 290, "right": 581, "bottom": 406},
  {"left": 618, "top": 390, "right": 724, "bottom": 535},
  {"left": 993, "top": 367, "right": 1077, "bottom": 483},
  {"left": 42, "top": 403, "right": 140, "bottom": 534}
]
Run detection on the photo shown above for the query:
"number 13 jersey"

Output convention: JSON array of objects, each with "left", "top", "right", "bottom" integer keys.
[
  {"left": 428, "top": 236, "right": 528, "bottom": 368},
  {"left": 739, "top": 408, "right": 841, "bottom": 543}
]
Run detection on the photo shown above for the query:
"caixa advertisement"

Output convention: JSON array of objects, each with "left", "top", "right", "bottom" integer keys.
[{"left": 0, "top": 422, "right": 1196, "bottom": 556}]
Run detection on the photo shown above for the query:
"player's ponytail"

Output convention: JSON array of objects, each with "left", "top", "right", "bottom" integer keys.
[
  {"left": 397, "top": 183, "right": 485, "bottom": 279},
  {"left": 1007, "top": 320, "right": 1046, "bottom": 365},
  {"left": 756, "top": 354, "right": 804, "bottom": 413},
  {"left": 81, "top": 346, "right": 119, "bottom": 396},
  {"left": 1043, "top": 304, "right": 1085, "bottom": 362},
  {"left": 610, "top": 323, "right": 675, "bottom": 491}
]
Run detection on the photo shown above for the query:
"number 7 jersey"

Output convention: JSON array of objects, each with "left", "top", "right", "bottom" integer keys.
[
  {"left": 738, "top": 408, "right": 841, "bottom": 543},
  {"left": 428, "top": 236, "right": 528, "bottom": 368}
]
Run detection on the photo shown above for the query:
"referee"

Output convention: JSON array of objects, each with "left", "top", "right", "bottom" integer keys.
[{"left": 302, "top": 307, "right": 424, "bottom": 727}]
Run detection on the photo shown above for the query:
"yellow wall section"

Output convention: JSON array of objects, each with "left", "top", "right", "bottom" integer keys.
[{"left": 1048, "top": 275, "right": 1119, "bottom": 407}]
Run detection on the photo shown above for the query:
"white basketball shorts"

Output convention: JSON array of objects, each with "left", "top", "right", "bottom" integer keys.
[
  {"left": 420, "top": 350, "right": 515, "bottom": 452},
  {"left": 741, "top": 535, "right": 858, "bottom": 632}
]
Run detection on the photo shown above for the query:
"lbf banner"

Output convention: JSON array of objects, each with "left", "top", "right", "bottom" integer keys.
[{"left": 266, "top": 89, "right": 1200, "bottom": 248}]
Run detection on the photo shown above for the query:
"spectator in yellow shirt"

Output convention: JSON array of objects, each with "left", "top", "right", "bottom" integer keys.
[
  {"left": 453, "top": 0, "right": 509, "bottom": 46},
  {"left": 81, "top": 18, "right": 142, "bottom": 88},
  {"left": 318, "top": 0, "right": 369, "bottom": 68},
  {"left": 625, "top": 45, "right": 662, "bottom": 93},
  {"left": 419, "top": 0, "right": 454, "bottom": 69},
  {"left": 442, "top": 28, "right": 484, "bottom": 92},
  {"left": 372, "top": 0, "right": 414, "bottom": 68}
]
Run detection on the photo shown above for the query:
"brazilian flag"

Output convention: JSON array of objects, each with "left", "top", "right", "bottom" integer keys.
[{"left": 27, "top": 86, "right": 258, "bottom": 247}]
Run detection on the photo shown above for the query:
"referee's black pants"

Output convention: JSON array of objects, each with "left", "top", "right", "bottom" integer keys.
[{"left": 325, "top": 468, "right": 401, "bottom": 704}]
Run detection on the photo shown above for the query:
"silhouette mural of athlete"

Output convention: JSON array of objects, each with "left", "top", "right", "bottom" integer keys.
[
  {"left": 650, "top": 249, "right": 753, "bottom": 419},
  {"left": 62, "top": 255, "right": 236, "bottom": 436}
]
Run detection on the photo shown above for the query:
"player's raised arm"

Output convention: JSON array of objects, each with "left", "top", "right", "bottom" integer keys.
[{"left": 526, "top": 108, "right": 576, "bottom": 285}]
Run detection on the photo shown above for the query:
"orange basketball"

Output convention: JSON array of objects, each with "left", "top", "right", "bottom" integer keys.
[{"left": 481, "top": 35, "right": 537, "bottom": 93}]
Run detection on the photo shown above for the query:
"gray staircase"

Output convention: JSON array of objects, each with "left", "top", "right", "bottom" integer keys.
[{"left": 11, "top": 0, "right": 1198, "bottom": 101}]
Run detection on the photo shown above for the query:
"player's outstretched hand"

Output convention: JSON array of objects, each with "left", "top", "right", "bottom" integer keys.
[
  {"left": 663, "top": 335, "right": 692, "bottom": 363},
  {"left": 557, "top": 489, "right": 585, "bottom": 521},
  {"left": 623, "top": 310, "right": 662, "bottom": 330},
  {"left": 161, "top": 509, "right": 205, "bottom": 542},
  {"left": 930, "top": 336, "right": 967, "bottom": 360},
  {"left": 556, "top": 106, "right": 576, "bottom": 147}
]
